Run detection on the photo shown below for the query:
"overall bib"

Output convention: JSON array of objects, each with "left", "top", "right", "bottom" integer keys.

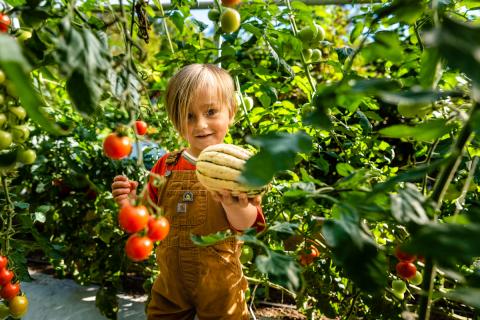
[{"left": 147, "top": 151, "right": 249, "bottom": 320}]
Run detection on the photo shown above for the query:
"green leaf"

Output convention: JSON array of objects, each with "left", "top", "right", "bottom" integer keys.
[
  {"left": 379, "top": 119, "right": 452, "bottom": 142},
  {"left": 424, "top": 16, "right": 480, "bottom": 86},
  {"left": 336, "top": 163, "right": 355, "bottom": 177},
  {"left": 445, "top": 288, "right": 480, "bottom": 308},
  {"left": 379, "top": 89, "right": 461, "bottom": 105},
  {"left": 405, "top": 222, "right": 480, "bottom": 267},
  {"left": 268, "top": 221, "right": 299, "bottom": 235},
  {"left": 390, "top": 183, "right": 429, "bottom": 225},
  {"left": 190, "top": 230, "right": 233, "bottom": 246},
  {"left": 322, "top": 207, "right": 387, "bottom": 292},
  {"left": 255, "top": 251, "right": 301, "bottom": 292},
  {"left": 361, "top": 31, "right": 404, "bottom": 63},
  {"left": 170, "top": 11, "right": 185, "bottom": 32},
  {"left": 5, "top": 0, "right": 26, "bottom": 5},
  {"left": 241, "top": 131, "right": 312, "bottom": 187},
  {"left": 303, "top": 84, "right": 336, "bottom": 129},
  {"left": 419, "top": 48, "right": 442, "bottom": 89}
]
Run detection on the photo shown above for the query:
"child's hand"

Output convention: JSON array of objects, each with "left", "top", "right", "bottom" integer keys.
[
  {"left": 210, "top": 190, "right": 262, "bottom": 208},
  {"left": 111, "top": 175, "right": 138, "bottom": 207}
]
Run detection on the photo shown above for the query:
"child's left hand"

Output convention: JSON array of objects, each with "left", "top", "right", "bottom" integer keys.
[{"left": 210, "top": 190, "right": 262, "bottom": 208}]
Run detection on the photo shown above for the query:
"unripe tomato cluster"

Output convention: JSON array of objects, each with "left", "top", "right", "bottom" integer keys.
[
  {"left": 118, "top": 204, "right": 170, "bottom": 262},
  {"left": 208, "top": 1, "right": 242, "bottom": 34},
  {"left": 0, "top": 70, "right": 37, "bottom": 172},
  {"left": 0, "top": 256, "right": 28, "bottom": 318},
  {"left": 297, "top": 23, "right": 325, "bottom": 63}
]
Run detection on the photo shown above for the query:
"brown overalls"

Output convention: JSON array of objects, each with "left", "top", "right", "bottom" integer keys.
[{"left": 147, "top": 151, "right": 250, "bottom": 320}]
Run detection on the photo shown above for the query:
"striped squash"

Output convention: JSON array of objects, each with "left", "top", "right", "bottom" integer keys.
[{"left": 196, "top": 144, "right": 266, "bottom": 196}]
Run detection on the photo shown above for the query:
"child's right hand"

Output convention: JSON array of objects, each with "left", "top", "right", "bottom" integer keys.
[{"left": 111, "top": 175, "right": 138, "bottom": 207}]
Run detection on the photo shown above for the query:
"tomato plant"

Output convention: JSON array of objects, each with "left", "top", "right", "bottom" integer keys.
[
  {"left": 9, "top": 295, "right": 28, "bottom": 318},
  {"left": 125, "top": 234, "right": 153, "bottom": 262},
  {"left": 147, "top": 216, "right": 170, "bottom": 242},
  {"left": 118, "top": 205, "right": 149, "bottom": 233},
  {"left": 103, "top": 133, "right": 132, "bottom": 160}
]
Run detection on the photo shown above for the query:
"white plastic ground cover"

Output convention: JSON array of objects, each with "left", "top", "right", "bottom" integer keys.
[{"left": 19, "top": 270, "right": 147, "bottom": 320}]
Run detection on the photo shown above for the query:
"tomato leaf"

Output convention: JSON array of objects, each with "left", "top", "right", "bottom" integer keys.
[
  {"left": 404, "top": 221, "right": 480, "bottom": 267},
  {"left": 322, "top": 206, "right": 387, "bottom": 292},
  {"left": 390, "top": 183, "right": 430, "bottom": 225},
  {"left": 255, "top": 251, "right": 301, "bottom": 292},
  {"left": 445, "top": 288, "right": 480, "bottom": 308},
  {"left": 190, "top": 230, "right": 233, "bottom": 246},
  {"left": 96, "top": 286, "right": 118, "bottom": 319},
  {"left": 379, "top": 119, "right": 453, "bottom": 142},
  {"left": 240, "top": 131, "right": 312, "bottom": 187}
]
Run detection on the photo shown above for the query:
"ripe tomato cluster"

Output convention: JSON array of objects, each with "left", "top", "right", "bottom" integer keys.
[
  {"left": 0, "top": 256, "right": 28, "bottom": 318},
  {"left": 299, "top": 245, "right": 320, "bottom": 266},
  {"left": 394, "top": 246, "right": 417, "bottom": 280},
  {"left": 119, "top": 204, "right": 170, "bottom": 262},
  {"left": 103, "top": 120, "right": 149, "bottom": 160}
]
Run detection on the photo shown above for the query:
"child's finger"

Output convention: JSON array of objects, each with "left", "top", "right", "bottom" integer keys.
[
  {"left": 237, "top": 193, "right": 248, "bottom": 207},
  {"left": 114, "top": 175, "right": 128, "bottom": 182},
  {"left": 250, "top": 195, "right": 262, "bottom": 206},
  {"left": 112, "top": 188, "right": 131, "bottom": 197},
  {"left": 112, "top": 181, "right": 131, "bottom": 189}
]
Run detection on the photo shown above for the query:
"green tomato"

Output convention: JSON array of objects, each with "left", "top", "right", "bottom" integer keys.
[
  {"left": 8, "top": 106, "right": 27, "bottom": 120},
  {"left": 17, "top": 149, "right": 36, "bottom": 164},
  {"left": 397, "top": 102, "right": 432, "bottom": 118},
  {"left": 0, "top": 70, "right": 5, "bottom": 84},
  {"left": 298, "top": 26, "right": 317, "bottom": 44},
  {"left": 0, "top": 113, "right": 6, "bottom": 127},
  {"left": 16, "top": 30, "right": 32, "bottom": 41},
  {"left": 240, "top": 245, "right": 254, "bottom": 264},
  {"left": 0, "top": 130, "right": 12, "bottom": 149},
  {"left": 310, "top": 49, "right": 322, "bottom": 62},
  {"left": 11, "top": 125, "right": 30, "bottom": 143},
  {"left": 244, "top": 96, "right": 254, "bottom": 110},
  {"left": 0, "top": 94, "right": 4, "bottom": 105},
  {"left": 302, "top": 48, "right": 313, "bottom": 61},
  {"left": 208, "top": 9, "right": 220, "bottom": 21},
  {"left": 392, "top": 290, "right": 404, "bottom": 300},
  {"left": 312, "top": 24, "right": 325, "bottom": 43},
  {"left": 409, "top": 271, "right": 423, "bottom": 286},
  {"left": 220, "top": 8, "right": 241, "bottom": 33},
  {"left": 392, "top": 279, "right": 407, "bottom": 294}
]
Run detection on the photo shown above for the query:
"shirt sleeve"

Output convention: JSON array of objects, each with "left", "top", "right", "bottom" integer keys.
[
  {"left": 253, "top": 205, "right": 266, "bottom": 233},
  {"left": 147, "top": 154, "right": 169, "bottom": 203}
]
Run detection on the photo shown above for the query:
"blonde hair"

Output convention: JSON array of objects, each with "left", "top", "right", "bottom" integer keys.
[{"left": 165, "top": 64, "right": 237, "bottom": 138}]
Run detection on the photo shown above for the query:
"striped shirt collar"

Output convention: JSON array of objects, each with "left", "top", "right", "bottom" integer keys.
[{"left": 182, "top": 149, "right": 197, "bottom": 165}]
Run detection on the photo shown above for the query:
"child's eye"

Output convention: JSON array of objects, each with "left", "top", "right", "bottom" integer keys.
[
  {"left": 187, "top": 113, "right": 194, "bottom": 120},
  {"left": 206, "top": 108, "right": 217, "bottom": 116}
]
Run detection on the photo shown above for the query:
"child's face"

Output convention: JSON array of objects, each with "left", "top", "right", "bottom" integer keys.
[{"left": 185, "top": 86, "right": 233, "bottom": 157}]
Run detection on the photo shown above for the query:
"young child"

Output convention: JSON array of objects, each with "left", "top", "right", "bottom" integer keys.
[{"left": 111, "top": 64, "right": 265, "bottom": 319}]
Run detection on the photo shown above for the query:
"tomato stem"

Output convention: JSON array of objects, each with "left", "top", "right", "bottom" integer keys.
[{"left": 1, "top": 176, "right": 14, "bottom": 255}]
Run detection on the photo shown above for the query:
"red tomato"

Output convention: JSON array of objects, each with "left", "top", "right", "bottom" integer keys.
[
  {"left": 135, "top": 120, "right": 148, "bottom": 135},
  {"left": 299, "top": 245, "right": 320, "bottom": 266},
  {"left": 0, "top": 14, "right": 11, "bottom": 33},
  {"left": 0, "top": 268, "right": 13, "bottom": 285},
  {"left": 221, "top": 0, "right": 241, "bottom": 7},
  {"left": 125, "top": 234, "right": 153, "bottom": 261},
  {"left": 103, "top": 133, "right": 132, "bottom": 160},
  {"left": 396, "top": 261, "right": 417, "bottom": 280},
  {"left": 395, "top": 246, "right": 416, "bottom": 262},
  {"left": 0, "top": 256, "right": 7, "bottom": 269},
  {"left": 1, "top": 282, "right": 20, "bottom": 300},
  {"left": 118, "top": 205, "right": 149, "bottom": 233},
  {"left": 147, "top": 216, "right": 170, "bottom": 242}
]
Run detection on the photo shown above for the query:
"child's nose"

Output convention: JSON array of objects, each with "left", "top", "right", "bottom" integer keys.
[{"left": 196, "top": 116, "right": 208, "bottom": 129}]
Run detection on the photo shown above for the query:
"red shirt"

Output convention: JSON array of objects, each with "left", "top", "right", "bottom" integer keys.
[{"left": 148, "top": 152, "right": 266, "bottom": 232}]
